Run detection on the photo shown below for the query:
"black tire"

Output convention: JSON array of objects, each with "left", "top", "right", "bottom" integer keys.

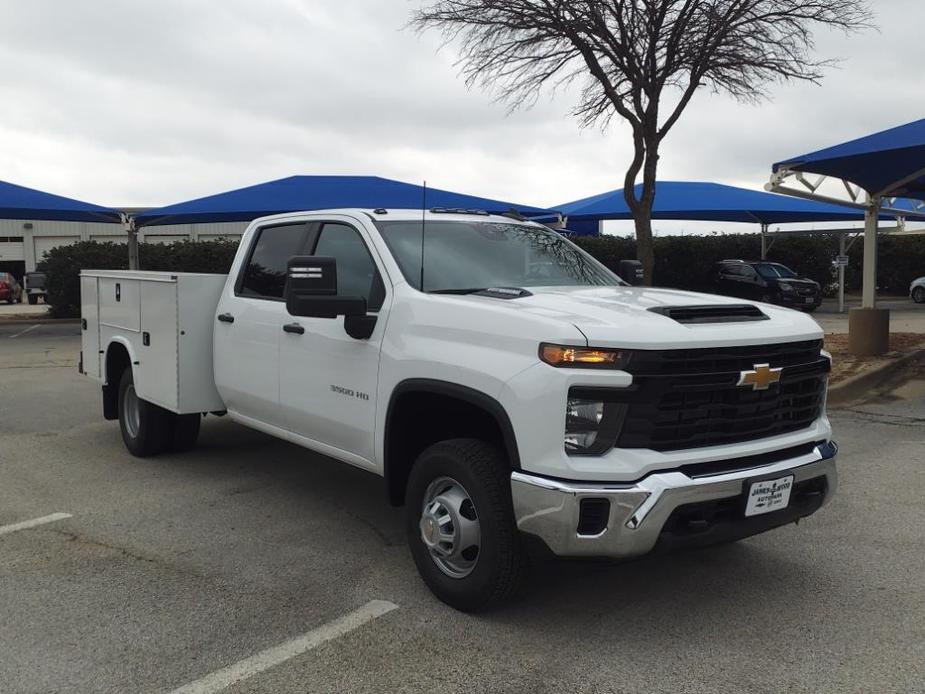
[
  {"left": 406, "top": 438, "right": 528, "bottom": 612},
  {"left": 117, "top": 366, "right": 171, "bottom": 457},
  {"left": 170, "top": 413, "right": 201, "bottom": 452},
  {"left": 913, "top": 287, "right": 925, "bottom": 304},
  {"left": 27, "top": 295, "right": 37, "bottom": 305}
]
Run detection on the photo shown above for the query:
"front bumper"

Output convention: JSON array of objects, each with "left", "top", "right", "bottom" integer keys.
[{"left": 511, "top": 441, "right": 837, "bottom": 558}]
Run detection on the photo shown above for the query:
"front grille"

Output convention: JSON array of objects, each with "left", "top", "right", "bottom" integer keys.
[
  {"left": 625, "top": 340, "right": 823, "bottom": 376},
  {"left": 610, "top": 341, "right": 828, "bottom": 451}
]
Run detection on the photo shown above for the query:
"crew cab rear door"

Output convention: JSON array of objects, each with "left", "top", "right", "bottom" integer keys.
[
  {"left": 278, "top": 218, "right": 390, "bottom": 466},
  {"left": 213, "top": 221, "right": 312, "bottom": 429}
]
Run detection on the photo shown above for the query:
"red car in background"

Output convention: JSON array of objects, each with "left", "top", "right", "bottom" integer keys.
[{"left": 0, "top": 272, "right": 23, "bottom": 303}]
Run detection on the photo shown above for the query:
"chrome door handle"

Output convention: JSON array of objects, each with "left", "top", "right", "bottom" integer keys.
[{"left": 283, "top": 323, "right": 305, "bottom": 335}]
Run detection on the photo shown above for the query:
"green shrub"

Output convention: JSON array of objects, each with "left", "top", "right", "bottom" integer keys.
[{"left": 39, "top": 238, "right": 239, "bottom": 318}]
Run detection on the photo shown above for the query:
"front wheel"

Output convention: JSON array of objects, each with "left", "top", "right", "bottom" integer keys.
[
  {"left": 118, "top": 367, "right": 171, "bottom": 457},
  {"left": 913, "top": 287, "right": 925, "bottom": 304},
  {"left": 406, "top": 439, "right": 528, "bottom": 612}
]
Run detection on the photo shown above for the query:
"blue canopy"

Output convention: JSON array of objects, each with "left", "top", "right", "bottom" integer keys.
[
  {"left": 558, "top": 181, "right": 873, "bottom": 226},
  {"left": 774, "top": 118, "right": 925, "bottom": 200},
  {"left": 135, "top": 175, "right": 555, "bottom": 227},
  {"left": 0, "top": 180, "right": 120, "bottom": 223}
]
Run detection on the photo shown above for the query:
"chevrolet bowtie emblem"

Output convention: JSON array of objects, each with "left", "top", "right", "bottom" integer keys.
[{"left": 738, "top": 363, "right": 783, "bottom": 391}]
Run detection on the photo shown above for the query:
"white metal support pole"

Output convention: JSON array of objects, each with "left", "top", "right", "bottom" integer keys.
[
  {"left": 838, "top": 233, "right": 847, "bottom": 314},
  {"left": 861, "top": 195, "right": 881, "bottom": 309}
]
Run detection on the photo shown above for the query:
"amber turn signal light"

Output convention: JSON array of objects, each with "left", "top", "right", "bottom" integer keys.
[{"left": 539, "top": 343, "right": 630, "bottom": 368}]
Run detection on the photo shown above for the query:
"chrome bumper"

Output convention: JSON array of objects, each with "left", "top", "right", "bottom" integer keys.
[{"left": 511, "top": 443, "right": 837, "bottom": 558}]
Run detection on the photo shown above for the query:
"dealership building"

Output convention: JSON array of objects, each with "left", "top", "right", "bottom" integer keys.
[{"left": 0, "top": 217, "right": 247, "bottom": 280}]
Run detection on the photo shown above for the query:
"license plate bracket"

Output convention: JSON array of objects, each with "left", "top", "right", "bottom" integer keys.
[{"left": 743, "top": 474, "right": 794, "bottom": 517}]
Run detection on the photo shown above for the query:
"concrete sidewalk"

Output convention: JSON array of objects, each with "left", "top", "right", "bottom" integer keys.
[{"left": 0, "top": 302, "right": 50, "bottom": 319}]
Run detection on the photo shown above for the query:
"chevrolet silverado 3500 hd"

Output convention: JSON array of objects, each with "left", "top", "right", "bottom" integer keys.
[{"left": 80, "top": 209, "right": 837, "bottom": 610}]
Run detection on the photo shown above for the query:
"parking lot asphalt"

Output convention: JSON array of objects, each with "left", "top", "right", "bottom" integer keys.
[
  {"left": 813, "top": 298, "right": 925, "bottom": 334},
  {"left": 1, "top": 325, "right": 924, "bottom": 694}
]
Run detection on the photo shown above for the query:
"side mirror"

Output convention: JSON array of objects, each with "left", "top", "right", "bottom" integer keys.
[
  {"left": 285, "top": 256, "right": 378, "bottom": 340},
  {"left": 617, "top": 259, "right": 645, "bottom": 286},
  {"left": 285, "top": 256, "right": 367, "bottom": 319}
]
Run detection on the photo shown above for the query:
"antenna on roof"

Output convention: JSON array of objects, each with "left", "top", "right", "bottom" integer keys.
[{"left": 420, "top": 181, "right": 427, "bottom": 292}]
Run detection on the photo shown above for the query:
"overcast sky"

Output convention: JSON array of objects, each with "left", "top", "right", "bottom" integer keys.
[{"left": 0, "top": 0, "right": 921, "bottom": 233}]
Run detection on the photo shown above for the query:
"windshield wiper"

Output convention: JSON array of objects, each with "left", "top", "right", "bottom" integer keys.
[{"left": 428, "top": 287, "right": 533, "bottom": 299}]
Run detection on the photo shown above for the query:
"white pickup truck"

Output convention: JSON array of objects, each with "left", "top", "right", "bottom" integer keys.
[{"left": 80, "top": 208, "right": 837, "bottom": 610}]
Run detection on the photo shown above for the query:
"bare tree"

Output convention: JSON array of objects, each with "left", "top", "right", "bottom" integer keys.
[{"left": 412, "top": 0, "right": 872, "bottom": 283}]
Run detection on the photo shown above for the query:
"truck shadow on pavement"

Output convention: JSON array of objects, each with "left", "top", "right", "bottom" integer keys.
[{"left": 156, "top": 417, "right": 832, "bottom": 623}]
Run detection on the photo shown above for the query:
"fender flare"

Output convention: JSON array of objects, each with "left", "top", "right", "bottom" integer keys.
[{"left": 383, "top": 379, "right": 521, "bottom": 505}]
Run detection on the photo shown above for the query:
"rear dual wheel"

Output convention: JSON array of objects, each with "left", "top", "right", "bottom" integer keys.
[{"left": 118, "top": 367, "right": 201, "bottom": 457}]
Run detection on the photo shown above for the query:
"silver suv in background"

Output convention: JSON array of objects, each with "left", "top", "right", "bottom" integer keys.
[{"left": 911, "top": 276, "right": 925, "bottom": 304}]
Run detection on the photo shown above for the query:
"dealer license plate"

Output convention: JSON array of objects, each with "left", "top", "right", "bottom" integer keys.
[
  {"left": 745, "top": 475, "right": 794, "bottom": 517},
  {"left": 804, "top": 297, "right": 814, "bottom": 304}
]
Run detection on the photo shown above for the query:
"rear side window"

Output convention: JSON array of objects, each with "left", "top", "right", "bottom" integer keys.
[{"left": 238, "top": 223, "right": 309, "bottom": 299}]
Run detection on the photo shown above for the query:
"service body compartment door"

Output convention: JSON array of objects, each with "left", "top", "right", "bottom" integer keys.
[
  {"left": 137, "top": 280, "right": 179, "bottom": 411},
  {"left": 80, "top": 275, "right": 101, "bottom": 379},
  {"left": 99, "top": 277, "right": 141, "bottom": 332}
]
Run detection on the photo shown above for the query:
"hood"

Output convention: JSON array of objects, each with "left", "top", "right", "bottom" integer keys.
[
  {"left": 452, "top": 286, "right": 823, "bottom": 350},
  {"left": 775, "top": 277, "right": 819, "bottom": 287}
]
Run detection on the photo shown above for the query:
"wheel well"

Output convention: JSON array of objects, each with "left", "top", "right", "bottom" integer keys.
[
  {"left": 102, "top": 343, "right": 131, "bottom": 420},
  {"left": 384, "top": 382, "right": 520, "bottom": 507}
]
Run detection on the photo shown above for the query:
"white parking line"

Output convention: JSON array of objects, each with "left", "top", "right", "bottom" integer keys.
[
  {"left": 0, "top": 512, "right": 72, "bottom": 536},
  {"left": 166, "top": 599, "right": 399, "bottom": 694},
  {"left": 8, "top": 324, "right": 39, "bottom": 339}
]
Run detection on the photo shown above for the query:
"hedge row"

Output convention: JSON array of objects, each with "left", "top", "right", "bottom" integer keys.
[
  {"left": 39, "top": 239, "right": 239, "bottom": 318},
  {"left": 573, "top": 233, "right": 925, "bottom": 295},
  {"left": 38, "top": 233, "right": 925, "bottom": 318}
]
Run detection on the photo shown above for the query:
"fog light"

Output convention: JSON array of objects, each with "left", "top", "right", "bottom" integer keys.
[{"left": 564, "top": 396, "right": 626, "bottom": 455}]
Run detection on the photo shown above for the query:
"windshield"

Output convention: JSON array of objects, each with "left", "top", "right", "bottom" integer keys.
[
  {"left": 375, "top": 220, "right": 622, "bottom": 292},
  {"left": 755, "top": 263, "right": 797, "bottom": 280}
]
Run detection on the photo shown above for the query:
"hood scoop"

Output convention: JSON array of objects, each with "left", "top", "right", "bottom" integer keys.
[{"left": 648, "top": 304, "right": 769, "bottom": 324}]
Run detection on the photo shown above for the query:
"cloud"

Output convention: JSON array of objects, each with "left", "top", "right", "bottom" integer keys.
[{"left": 0, "top": 0, "right": 919, "bottom": 226}]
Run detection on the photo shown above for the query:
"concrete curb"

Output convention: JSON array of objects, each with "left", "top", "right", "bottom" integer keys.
[{"left": 828, "top": 348, "right": 925, "bottom": 407}]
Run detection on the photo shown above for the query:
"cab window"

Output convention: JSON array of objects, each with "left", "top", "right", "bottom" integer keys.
[
  {"left": 312, "top": 223, "right": 385, "bottom": 311},
  {"left": 238, "top": 223, "right": 309, "bottom": 300}
]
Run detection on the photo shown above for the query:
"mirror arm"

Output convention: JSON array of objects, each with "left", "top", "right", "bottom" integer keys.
[{"left": 344, "top": 314, "right": 377, "bottom": 340}]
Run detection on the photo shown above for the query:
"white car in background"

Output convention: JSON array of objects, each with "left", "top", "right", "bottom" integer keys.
[{"left": 911, "top": 277, "right": 925, "bottom": 303}]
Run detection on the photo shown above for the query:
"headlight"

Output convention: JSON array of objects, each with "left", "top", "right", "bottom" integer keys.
[
  {"left": 778, "top": 282, "right": 795, "bottom": 292},
  {"left": 540, "top": 343, "right": 631, "bottom": 368},
  {"left": 564, "top": 392, "right": 628, "bottom": 455}
]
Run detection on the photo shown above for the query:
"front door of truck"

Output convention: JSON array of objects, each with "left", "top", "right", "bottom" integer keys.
[
  {"left": 213, "top": 221, "right": 312, "bottom": 429},
  {"left": 278, "top": 219, "right": 389, "bottom": 466}
]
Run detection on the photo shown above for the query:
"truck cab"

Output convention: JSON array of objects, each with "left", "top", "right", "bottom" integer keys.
[{"left": 81, "top": 209, "right": 837, "bottom": 611}]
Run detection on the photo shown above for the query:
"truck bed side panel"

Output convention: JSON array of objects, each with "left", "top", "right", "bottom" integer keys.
[
  {"left": 177, "top": 275, "right": 226, "bottom": 413},
  {"left": 137, "top": 280, "right": 179, "bottom": 411},
  {"left": 80, "top": 275, "right": 101, "bottom": 380}
]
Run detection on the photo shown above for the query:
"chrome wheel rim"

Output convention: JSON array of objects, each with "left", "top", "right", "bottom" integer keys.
[
  {"left": 420, "top": 476, "right": 481, "bottom": 579},
  {"left": 123, "top": 385, "right": 141, "bottom": 439}
]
